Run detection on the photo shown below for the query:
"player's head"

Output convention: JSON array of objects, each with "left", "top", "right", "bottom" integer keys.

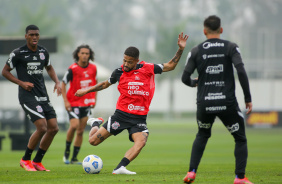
[
  {"left": 25, "top": 25, "right": 40, "bottom": 49},
  {"left": 73, "top": 44, "right": 95, "bottom": 63},
  {"left": 123, "top": 46, "right": 140, "bottom": 72},
  {"left": 203, "top": 15, "right": 223, "bottom": 35}
]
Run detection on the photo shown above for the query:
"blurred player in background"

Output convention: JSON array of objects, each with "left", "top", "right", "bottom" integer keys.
[
  {"left": 181, "top": 15, "right": 253, "bottom": 184},
  {"left": 75, "top": 32, "right": 188, "bottom": 174},
  {"left": 61, "top": 44, "right": 98, "bottom": 164},
  {"left": 2, "top": 25, "right": 61, "bottom": 171}
]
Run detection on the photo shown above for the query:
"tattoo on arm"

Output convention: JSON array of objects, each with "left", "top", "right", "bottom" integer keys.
[
  {"left": 172, "top": 49, "right": 184, "bottom": 63},
  {"left": 97, "top": 133, "right": 105, "bottom": 141}
]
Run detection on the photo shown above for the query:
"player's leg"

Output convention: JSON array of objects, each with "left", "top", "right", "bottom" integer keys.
[
  {"left": 31, "top": 117, "right": 58, "bottom": 171},
  {"left": 71, "top": 116, "right": 88, "bottom": 164},
  {"left": 183, "top": 109, "right": 215, "bottom": 183},
  {"left": 64, "top": 118, "right": 79, "bottom": 163},
  {"left": 218, "top": 108, "right": 251, "bottom": 182},
  {"left": 20, "top": 103, "right": 48, "bottom": 171}
]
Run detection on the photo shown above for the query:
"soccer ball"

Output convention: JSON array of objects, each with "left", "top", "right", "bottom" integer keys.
[{"left": 82, "top": 155, "right": 103, "bottom": 174}]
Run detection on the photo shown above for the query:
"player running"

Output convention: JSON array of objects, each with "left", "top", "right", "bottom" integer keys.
[
  {"left": 2, "top": 25, "right": 61, "bottom": 171},
  {"left": 75, "top": 32, "right": 189, "bottom": 174},
  {"left": 181, "top": 15, "right": 253, "bottom": 184},
  {"left": 62, "top": 44, "right": 98, "bottom": 164}
]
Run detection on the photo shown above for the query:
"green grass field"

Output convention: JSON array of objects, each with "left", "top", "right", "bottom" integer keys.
[{"left": 0, "top": 118, "right": 281, "bottom": 184}]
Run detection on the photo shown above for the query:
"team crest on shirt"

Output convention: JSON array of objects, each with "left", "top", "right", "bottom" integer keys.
[
  {"left": 36, "top": 105, "right": 43, "bottom": 112},
  {"left": 39, "top": 53, "right": 45, "bottom": 60},
  {"left": 112, "top": 121, "right": 120, "bottom": 130}
]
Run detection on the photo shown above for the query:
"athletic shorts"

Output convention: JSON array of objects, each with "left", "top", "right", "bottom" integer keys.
[
  {"left": 67, "top": 106, "right": 91, "bottom": 120},
  {"left": 102, "top": 110, "right": 149, "bottom": 142},
  {"left": 196, "top": 106, "right": 246, "bottom": 138},
  {"left": 21, "top": 101, "right": 57, "bottom": 123}
]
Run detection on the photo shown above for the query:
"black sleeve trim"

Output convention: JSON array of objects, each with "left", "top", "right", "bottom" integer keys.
[
  {"left": 181, "top": 70, "right": 197, "bottom": 87},
  {"left": 235, "top": 63, "right": 252, "bottom": 103}
]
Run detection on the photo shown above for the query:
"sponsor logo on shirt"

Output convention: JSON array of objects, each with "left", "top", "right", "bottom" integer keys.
[
  {"left": 84, "top": 98, "right": 95, "bottom": 105},
  {"left": 127, "top": 82, "right": 149, "bottom": 96},
  {"left": 27, "top": 62, "right": 43, "bottom": 75},
  {"left": 80, "top": 79, "right": 92, "bottom": 89},
  {"left": 128, "top": 104, "right": 145, "bottom": 111},
  {"left": 205, "top": 92, "right": 226, "bottom": 100},
  {"left": 202, "top": 54, "right": 225, "bottom": 59},
  {"left": 203, "top": 42, "right": 224, "bottom": 49},
  {"left": 206, "top": 106, "right": 227, "bottom": 112},
  {"left": 206, "top": 64, "right": 223, "bottom": 74},
  {"left": 204, "top": 81, "right": 225, "bottom": 87}
]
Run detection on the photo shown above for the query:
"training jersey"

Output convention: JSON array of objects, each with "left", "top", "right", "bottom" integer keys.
[
  {"left": 62, "top": 62, "right": 97, "bottom": 107},
  {"left": 6, "top": 44, "right": 51, "bottom": 103},
  {"left": 109, "top": 61, "right": 163, "bottom": 115},
  {"left": 184, "top": 38, "right": 244, "bottom": 113}
]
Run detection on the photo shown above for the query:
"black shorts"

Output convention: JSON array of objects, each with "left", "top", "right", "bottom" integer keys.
[
  {"left": 67, "top": 106, "right": 91, "bottom": 120},
  {"left": 21, "top": 101, "right": 57, "bottom": 123},
  {"left": 102, "top": 110, "right": 149, "bottom": 142},
  {"left": 196, "top": 106, "right": 246, "bottom": 138}
]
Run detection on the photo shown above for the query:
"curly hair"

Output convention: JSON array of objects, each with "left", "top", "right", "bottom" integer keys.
[{"left": 72, "top": 44, "right": 95, "bottom": 62}]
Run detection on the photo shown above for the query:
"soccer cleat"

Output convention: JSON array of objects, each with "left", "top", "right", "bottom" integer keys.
[
  {"left": 112, "top": 166, "right": 136, "bottom": 175},
  {"left": 20, "top": 159, "right": 37, "bottom": 171},
  {"left": 87, "top": 117, "right": 104, "bottom": 127},
  {"left": 70, "top": 159, "right": 82, "bottom": 165},
  {"left": 234, "top": 176, "right": 254, "bottom": 184},
  {"left": 183, "top": 171, "right": 196, "bottom": 183},
  {"left": 31, "top": 161, "right": 50, "bottom": 171},
  {"left": 63, "top": 155, "right": 70, "bottom": 164}
]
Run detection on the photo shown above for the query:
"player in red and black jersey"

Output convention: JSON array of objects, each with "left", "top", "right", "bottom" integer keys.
[
  {"left": 2, "top": 25, "right": 61, "bottom": 171},
  {"left": 75, "top": 32, "right": 188, "bottom": 174},
  {"left": 61, "top": 44, "right": 98, "bottom": 164},
  {"left": 181, "top": 15, "right": 253, "bottom": 184}
]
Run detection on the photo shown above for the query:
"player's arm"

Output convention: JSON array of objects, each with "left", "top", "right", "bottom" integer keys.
[
  {"left": 162, "top": 32, "right": 189, "bottom": 72},
  {"left": 45, "top": 65, "right": 62, "bottom": 96},
  {"left": 181, "top": 48, "right": 198, "bottom": 87},
  {"left": 2, "top": 64, "right": 34, "bottom": 91},
  {"left": 75, "top": 80, "right": 112, "bottom": 97},
  {"left": 61, "top": 69, "right": 72, "bottom": 111},
  {"left": 231, "top": 43, "right": 252, "bottom": 114}
]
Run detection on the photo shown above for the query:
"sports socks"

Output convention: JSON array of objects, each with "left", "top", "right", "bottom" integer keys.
[
  {"left": 33, "top": 148, "right": 46, "bottom": 162},
  {"left": 72, "top": 146, "right": 80, "bottom": 161},
  {"left": 22, "top": 147, "right": 34, "bottom": 160},
  {"left": 114, "top": 157, "right": 130, "bottom": 170},
  {"left": 65, "top": 141, "right": 71, "bottom": 159}
]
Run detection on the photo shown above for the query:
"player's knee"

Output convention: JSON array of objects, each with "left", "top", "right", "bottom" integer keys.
[{"left": 48, "top": 126, "right": 59, "bottom": 136}]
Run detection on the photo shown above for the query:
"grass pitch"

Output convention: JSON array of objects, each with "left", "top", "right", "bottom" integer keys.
[{"left": 0, "top": 118, "right": 281, "bottom": 184}]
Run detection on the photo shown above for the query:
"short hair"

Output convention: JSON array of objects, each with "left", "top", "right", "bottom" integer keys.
[
  {"left": 72, "top": 44, "right": 95, "bottom": 62},
  {"left": 124, "top": 46, "right": 139, "bottom": 59},
  {"left": 204, "top": 15, "right": 221, "bottom": 33},
  {"left": 25, "top": 25, "right": 39, "bottom": 34}
]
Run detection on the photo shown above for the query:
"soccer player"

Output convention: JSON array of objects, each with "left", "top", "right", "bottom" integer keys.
[
  {"left": 181, "top": 15, "right": 253, "bottom": 184},
  {"left": 1, "top": 25, "right": 61, "bottom": 171},
  {"left": 62, "top": 44, "right": 98, "bottom": 164},
  {"left": 75, "top": 32, "right": 189, "bottom": 174}
]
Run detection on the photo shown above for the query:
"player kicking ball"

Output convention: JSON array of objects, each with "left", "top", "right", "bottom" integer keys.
[{"left": 75, "top": 32, "right": 189, "bottom": 174}]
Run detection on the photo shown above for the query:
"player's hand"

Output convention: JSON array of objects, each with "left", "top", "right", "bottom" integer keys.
[
  {"left": 178, "top": 32, "right": 189, "bottom": 50},
  {"left": 245, "top": 102, "right": 252, "bottom": 115},
  {"left": 20, "top": 81, "right": 34, "bottom": 91},
  {"left": 64, "top": 101, "right": 72, "bottom": 111},
  {"left": 54, "top": 82, "right": 62, "bottom": 96},
  {"left": 75, "top": 89, "right": 87, "bottom": 97}
]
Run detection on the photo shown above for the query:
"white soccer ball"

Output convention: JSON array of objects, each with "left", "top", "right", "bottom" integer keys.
[{"left": 82, "top": 155, "right": 103, "bottom": 174}]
